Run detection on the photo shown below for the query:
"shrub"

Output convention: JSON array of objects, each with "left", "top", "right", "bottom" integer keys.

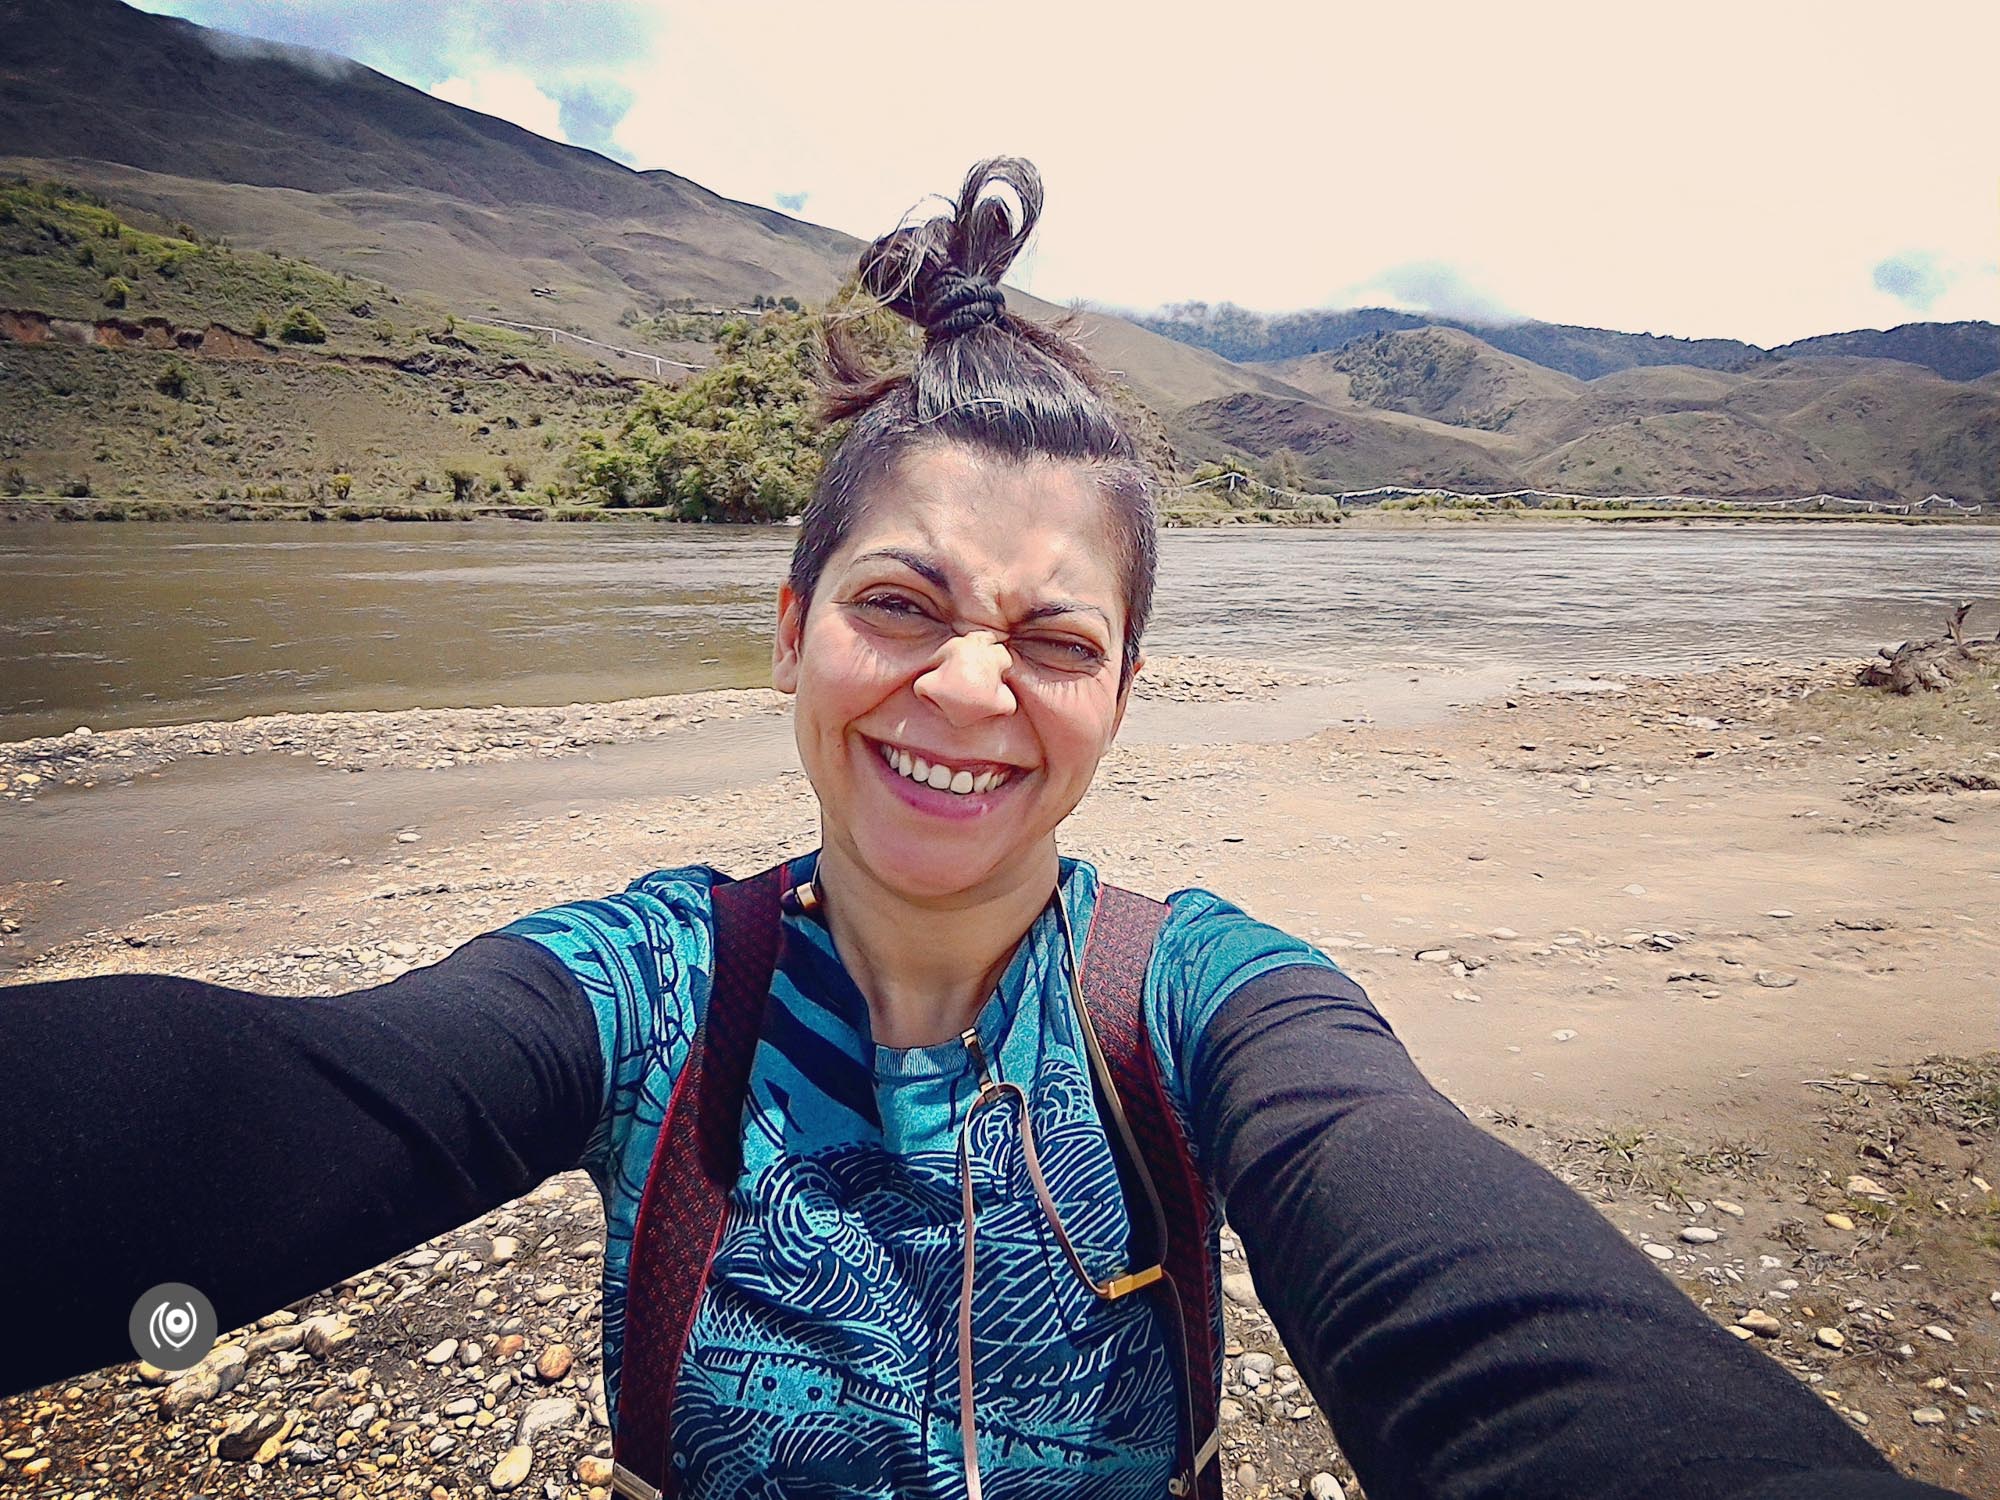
[
  {"left": 278, "top": 306, "right": 328, "bottom": 344},
  {"left": 155, "top": 361, "right": 191, "bottom": 399},
  {"left": 62, "top": 475, "right": 92, "bottom": 498},
  {"left": 102, "top": 277, "right": 130, "bottom": 309},
  {"left": 502, "top": 461, "right": 529, "bottom": 491},
  {"left": 330, "top": 473, "right": 353, "bottom": 501},
  {"left": 565, "top": 308, "right": 866, "bottom": 521},
  {"left": 444, "top": 467, "right": 477, "bottom": 502},
  {"left": 2, "top": 467, "right": 27, "bottom": 496},
  {"left": 250, "top": 315, "right": 268, "bottom": 339}
]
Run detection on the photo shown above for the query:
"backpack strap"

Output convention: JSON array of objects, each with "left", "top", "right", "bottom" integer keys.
[
  {"left": 611, "top": 861, "right": 790, "bottom": 1500},
  {"left": 1081, "top": 883, "right": 1224, "bottom": 1500}
]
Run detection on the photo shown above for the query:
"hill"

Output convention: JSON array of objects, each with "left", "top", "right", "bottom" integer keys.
[
  {"left": 0, "top": 0, "right": 1275, "bottom": 420},
  {"left": 0, "top": 0, "right": 1988, "bottom": 508},
  {"left": 1123, "top": 301, "right": 1767, "bottom": 380},
  {"left": 1126, "top": 299, "right": 1999, "bottom": 386},
  {"left": 1179, "top": 325, "right": 1997, "bottom": 503},
  {"left": 1767, "top": 323, "right": 2000, "bottom": 382}
]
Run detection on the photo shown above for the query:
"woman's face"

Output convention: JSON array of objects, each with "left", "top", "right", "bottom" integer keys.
[{"left": 773, "top": 444, "right": 1137, "bottom": 905}]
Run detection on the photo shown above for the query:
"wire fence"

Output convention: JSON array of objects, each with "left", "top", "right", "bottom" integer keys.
[
  {"left": 1160, "top": 473, "right": 1984, "bottom": 515},
  {"left": 484, "top": 318, "right": 706, "bottom": 376}
]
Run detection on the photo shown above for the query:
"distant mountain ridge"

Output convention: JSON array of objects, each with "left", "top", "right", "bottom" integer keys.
[
  {"left": 1122, "top": 300, "right": 1999, "bottom": 384},
  {"left": 0, "top": 0, "right": 1991, "bottom": 504}
]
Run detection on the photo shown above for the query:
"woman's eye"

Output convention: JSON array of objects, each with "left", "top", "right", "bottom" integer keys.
[
  {"left": 1015, "top": 636, "right": 1106, "bottom": 671},
  {"left": 858, "top": 594, "right": 928, "bottom": 619}
]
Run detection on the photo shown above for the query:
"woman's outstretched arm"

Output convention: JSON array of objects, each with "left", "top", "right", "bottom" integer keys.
[
  {"left": 0, "top": 934, "right": 601, "bottom": 1399},
  {"left": 1192, "top": 966, "right": 1965, "bottom": 1500}
]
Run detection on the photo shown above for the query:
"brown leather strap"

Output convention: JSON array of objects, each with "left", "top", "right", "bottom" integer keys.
[
  {"left": 1082, "top": 883, "right": 1223, "bottom": 1500},
  {"left": 611, "top": 861, "right": 789, "bottom": 1497}
]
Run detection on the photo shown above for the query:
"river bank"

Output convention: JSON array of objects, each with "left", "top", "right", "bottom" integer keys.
[
  {"left": 4, "top": 495, "right": 1990, "bottom": 527},
  {"left": 0, "top": 653, "right": 1994, "bottom": 1498}
]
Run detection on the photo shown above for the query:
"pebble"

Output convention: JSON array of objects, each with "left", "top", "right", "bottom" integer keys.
[
  {"left": 1240, "top": 1352, "right": 1276, "bottom": 1381},
  {"left": 490, "top": 1444, "right": 534, "bottom": 1490},
  {"left": 1824, "top": 1213, "right": 1856, "bottom": 1231},
  {"left": 1766, "top": 909, "right": 1795, "bottom": 919},
  {"left": 1551, "top": 1029, "right": 1577, "bottom": 1042},
  {"left": 1713, "top": 1200, "right": 1745, "bottom": 1217},
  {"left": 1237, "top": 1463, "right": 1259, "bottom": 1488},
  {"left": 1910, "top": 1407, "right": 1946, "bottom": 1426},
  {"left": 1815, "top": 1328, "right": 1846, "bottom": 1350},
  {"left": 1488, "top": 927, "right": 1519, "bottom": 940},
  {"left": 1753, "top": 971, "right": 1798, "bottom": 989},
  {"left": 1222, "top": 1272, "right": 1259, "bottom": 1308},
  {"left": 491, "top": 1235, "right": 521, "bottom": 1264},
  {"left": 1643, "top": 1243, "right": 1675, "bottom": 1261},
  {"left": 1310, "top": 1473, "right": 1347, "bottom": 1500},
  {"left": 1680, "top": 1226, "right": 1720, "bottom": 1244},
  {"left": 537, "top": 1343, "right": 576, "bottom": 1381},
  {"left": 520, "top": 1396, "right": 578, "bottom": 1446},
  {"left": 1845, "top": 1175, "right": 1891, "bottom": 1199},
  {"left": 578, "top": 1455, "right": 617, "bottom": 1486},
  {"left": 1922, "top": 1324, "right": 1954, "bottom": 1343},
  {"left": 1737, "top": 1310, "right": 1783, "bottom": 1338},
  {"left": 423, "top": 1338, "right": 459, "bottom": 1365},
  {"left": 1727, "top": 1325, "right": 1756, "bottom": 1341},
  {"left": 532, "top": 1283, "right": 570, "bottom": 1305}
]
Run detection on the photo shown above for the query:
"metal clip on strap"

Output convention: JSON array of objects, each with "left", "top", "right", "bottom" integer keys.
[{"left": 611, "top": 1461, "right": 663, "bottom": 1500}]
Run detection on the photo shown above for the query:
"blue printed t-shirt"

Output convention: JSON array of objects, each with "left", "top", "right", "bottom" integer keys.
[{"left": 499, "top": 852, "right": 1340, "bottom": 1499}]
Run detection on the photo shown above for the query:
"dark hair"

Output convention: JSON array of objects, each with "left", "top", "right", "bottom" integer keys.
[{"left": 788, "top": 157, "right": 1158, "bottom": 685}]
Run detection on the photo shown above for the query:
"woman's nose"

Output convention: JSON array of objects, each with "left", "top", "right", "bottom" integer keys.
[{"left": 913, "top": 631, "right": 1017, "bottom": 725}]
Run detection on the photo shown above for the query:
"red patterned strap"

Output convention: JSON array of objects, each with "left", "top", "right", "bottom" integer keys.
[
  {"left": 1082, "top": 883, "right": 1223, "bottom": 1500},
  {"left": 612, "top": 862, "right": 788, "bottom": 1500}
]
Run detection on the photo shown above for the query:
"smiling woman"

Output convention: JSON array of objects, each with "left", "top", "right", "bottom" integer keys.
[{"left": 0, "top": 160, "right": 1971, "bottom": 1500}]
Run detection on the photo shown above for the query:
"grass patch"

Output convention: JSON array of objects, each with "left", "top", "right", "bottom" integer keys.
[{"left": 1787, "top": 659, "right": 2000, "bottom": 759}]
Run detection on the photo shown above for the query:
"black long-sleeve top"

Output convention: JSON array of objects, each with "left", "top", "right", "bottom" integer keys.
[{"left": 0, "top": 939, "right": 1964, "bottom": 1499}]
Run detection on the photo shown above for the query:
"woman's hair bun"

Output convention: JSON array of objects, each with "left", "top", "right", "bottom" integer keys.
[{"left": 858, "top": 157, "right": 1042, "bottom": 344}]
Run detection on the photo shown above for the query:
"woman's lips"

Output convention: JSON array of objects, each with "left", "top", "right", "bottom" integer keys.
[{"left": 864, "top": 736, "right": 1023, "bottom": 821}]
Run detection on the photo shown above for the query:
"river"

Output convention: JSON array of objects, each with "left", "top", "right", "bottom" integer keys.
[{"left": 2, "top": 520, "right": 1994, "bottom": 741}]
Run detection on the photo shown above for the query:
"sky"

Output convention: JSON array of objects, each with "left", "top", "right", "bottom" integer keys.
[{"left": 136, "top": 0, "right": 1998, "bottom": 347}]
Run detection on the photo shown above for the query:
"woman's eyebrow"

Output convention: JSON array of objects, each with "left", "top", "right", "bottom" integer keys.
[
  {"left": 850, "top": 548, "right": 1108, "bottom": 627},
  {"left": 852, "top": 547, "right": 951, "bottom": 590},
  {"left": 1019, "top": 600, "right": 1111, "bottom": 628}
]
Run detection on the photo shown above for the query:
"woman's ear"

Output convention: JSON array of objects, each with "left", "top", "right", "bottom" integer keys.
[{"left": 772, "top": 583, "right": 806, "bottom": 694}]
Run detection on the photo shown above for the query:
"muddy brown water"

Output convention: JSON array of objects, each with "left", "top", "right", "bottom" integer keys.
[{"left": 3, "top": 520, "right": 1994, "bottom": 742}]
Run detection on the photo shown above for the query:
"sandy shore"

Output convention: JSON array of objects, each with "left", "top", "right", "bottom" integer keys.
[{"left": 0, "top": 653, "right": 1994, "bottom": 1498}]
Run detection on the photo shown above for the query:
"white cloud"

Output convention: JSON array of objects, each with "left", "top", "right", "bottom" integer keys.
[{"left": 431, "top": 68, "right": 568, "bottom": 142}]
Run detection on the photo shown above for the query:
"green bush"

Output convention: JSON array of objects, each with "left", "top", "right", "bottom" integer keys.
[
  {"left": 278, "top": 306, "right": 328, "bottom": 344},
  {"left": 102, "top": 276, "right": 130, "bottom": 309},
  {"left": 567, "top": 310, "right": 827, "bottom": 520},
  {"left": 155, "top": 361, "right": 190, "bottom": 399}
]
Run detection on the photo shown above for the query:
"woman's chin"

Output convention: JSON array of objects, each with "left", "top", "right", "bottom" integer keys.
[{"left": 840, "top": 825, "right": 1037, "bottom": 907}]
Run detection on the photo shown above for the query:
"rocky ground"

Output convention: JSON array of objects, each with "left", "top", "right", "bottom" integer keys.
[{"left": 1, "top": 653, "right": 1994, "bottom": 1499}]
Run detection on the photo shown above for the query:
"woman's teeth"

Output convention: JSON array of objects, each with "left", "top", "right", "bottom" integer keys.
[{"left": 879, "top": 743, "right": 1009, "bottom": 796}]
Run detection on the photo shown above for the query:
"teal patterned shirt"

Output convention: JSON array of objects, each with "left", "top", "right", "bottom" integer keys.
[{"left": 498, "top": 851, "right": 1339, "bottom": 1498}]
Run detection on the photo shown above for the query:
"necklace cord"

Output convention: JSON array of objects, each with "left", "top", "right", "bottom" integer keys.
[{"left": 953, "top": 877, "right": 1200, "bottom": 1499}]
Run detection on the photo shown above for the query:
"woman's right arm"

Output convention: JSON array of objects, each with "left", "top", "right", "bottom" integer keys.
[{"left": 0, "top": 934, "right": 602, "bottom": 1399}]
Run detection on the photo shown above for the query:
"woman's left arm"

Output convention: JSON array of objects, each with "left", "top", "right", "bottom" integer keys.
[{"left": 1191, "top": 965, "right": 1966, "bottom": 1500}]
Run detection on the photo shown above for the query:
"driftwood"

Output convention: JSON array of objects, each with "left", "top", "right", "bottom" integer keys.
[{"left": 1858, "top": 602, "right": 2000, "bottom": 693}]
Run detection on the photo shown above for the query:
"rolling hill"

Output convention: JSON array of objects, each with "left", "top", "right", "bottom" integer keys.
[
  {"left": 0, "top": 0, "right": 1990, "bottom": 505},
  {"left": 0, "top": 0, "right": 1281, "bottom": 418}
]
